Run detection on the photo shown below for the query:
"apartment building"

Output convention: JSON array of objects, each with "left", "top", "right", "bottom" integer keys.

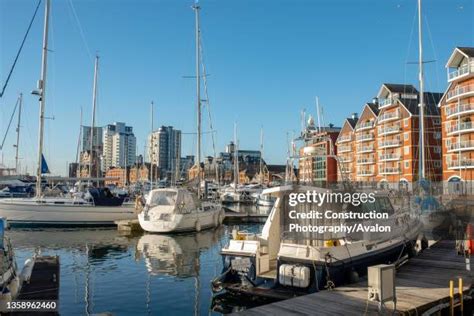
[
  {"left": 375, "top": 83, "right": 443, "bottom": 189},
  {"left": 149, "top": 126, "right": 181, "bottom": 180},
  {"left": 336, "top": 114, "right": 358, "bottom": 181},
  {"left": 102, "top": 122, "right": 137, "bottom": 171},
  {"left": 354, "top": 103, "right": 379, "bottom": 183},
  {"left": 299, "top": 118, "right": 340, "bottom": 185},
  {"left": 439, "top": 47, "right": 474, "bottom": 193}
]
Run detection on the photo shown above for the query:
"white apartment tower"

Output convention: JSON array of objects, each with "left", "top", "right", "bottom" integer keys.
[
  {"left": 102, "top": 122, "right": 136, "bottom": 171},
  {"left": 149, "top": 126, "right": 181, "bottom": 180}
]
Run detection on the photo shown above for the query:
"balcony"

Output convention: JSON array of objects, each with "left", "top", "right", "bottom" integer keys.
[
  {"left": 356, "top": 121, "right": 374, "bottom": 131},
  {"left": 447, "top": 84, "right": 474, "bottom": 101},
  {"left": 446, "top": 103, "right": 474, "bottom": 119},
  {"left": 340, "top": 168, "right": 351, "bottom": 174},
  {"left": 338, "top": 145, "right": 351, "bottom": 153},
  {"left": 379, "top": 153, "right": 401, "bottom": 162},
  {"left": 356, "top": 133, "right": 374, "bottom": 142},
  {"left": 378, "top": 110, "right": 400, "bottom": 123},
  {"left": 378, "top": 97, "right": 395, "bottom": 109},
  {"left": 337, "top": 135, "right": 352, "bottom": 143},
  {"left": 447, "top": 122, "right": 474, "bottom": 135},
  {"left": 379, "top": 167, "right": 401, "bottom": 175},
  {"left": 448, "top": 159, "right": 474, "bottom": 170},
  {"left": 357, "top": 157, "right": 375, "bottom": 165},
  {"left": 448, "top": 61, "right": 474, "bottom": 82},
  {"left": 339, "top": 156, "right": 352, "bottom": 163},
  {"left": 378, "top": 125, "right": 401, "bottom": 136},
  {"left": 378, "top": 139, "right": 401, "bottom": 149},
  {"left": 357, "top": 145, "right": 374, "bottom": 153},
  {"left": 448, "top": 139, "right": 474, "bottom": 153},
  {"left": 357, "top": 169, "right": 375, "bottom": 177}
]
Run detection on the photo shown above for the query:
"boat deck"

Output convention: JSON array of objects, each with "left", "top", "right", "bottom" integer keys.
[{"left": 235, "top": 240, "right": 474, "bottom": 315}]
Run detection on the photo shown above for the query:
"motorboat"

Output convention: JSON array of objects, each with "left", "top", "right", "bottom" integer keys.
[
  {"left": 0, "top": 185, "right": 34, "bottom": 199},
  {"left": 138, "top": 188, "right": 224, "bottom": 233},
  {"left": 212, "top": 185, "right": 421, "bottom": 298}
]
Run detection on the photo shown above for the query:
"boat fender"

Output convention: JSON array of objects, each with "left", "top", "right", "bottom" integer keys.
[
  {"left": 218, "top": 212, "right": 224, "bottom": 225},
  {"left": 278, "top": 264, "right": 310, "bottom": 288},
  {"left": 195, "top": 220, "right": 201, "bottom": 232},
  {"left": 20, "top": 258, "right": 35, "bottom": 284}
]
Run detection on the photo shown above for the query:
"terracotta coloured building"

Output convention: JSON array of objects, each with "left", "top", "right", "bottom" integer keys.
[
  {"left": 439, "top": 47, "right": 474, "bottom": 193},
  {"left": 298, "top": 118, "right": 340, "bottom": 185},
  {"left": 354, "top": 103, "right": 379, "bottom": 184},
  {"left": 375, "top": 83, "right": 443, "bottom": 189},
  {"left": 336, "top": 114, "right": 358, "bottom": 182}
]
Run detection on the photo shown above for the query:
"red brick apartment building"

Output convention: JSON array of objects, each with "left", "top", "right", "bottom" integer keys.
[
  {"left": 439, "top": 47, "right": 474, "bottom": 193},
  {"left": 337, "top": 84, "right": 443, "bottom": 189},
  {"left": 299, "top": 119, "right": 340, "bottom": 185},
  {"left": 336, "top": 114, "right": 358, "bottom": 182}
]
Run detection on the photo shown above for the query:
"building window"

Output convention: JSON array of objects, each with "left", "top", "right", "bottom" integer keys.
[
  {"left": 446, "top": 139, "right": 451, "bottom": 147},
  {"left": 433, "top": 161, "right": 441, "bottom": 168},
  {"left": 405, "top": 161, "right": 409, "bottom": 169},
  {"left": 404, "top": 133, "right": 409, "bottom": 141},
  {"left": 404, "top": 119, "right": 409, "bottom": 127},
  {"left": 434, "top": 146, "right": 441, "bottom": 154},
  {"left": 433, "top": 118, "right": 441, "bottom": 125},
  {"left": 434, "top": 132, "right": 441, "bottom": 139},
  {"left": 404, "top": 146, "right": 409, "bottom": 155}
]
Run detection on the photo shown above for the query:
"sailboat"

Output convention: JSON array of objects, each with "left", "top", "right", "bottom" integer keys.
[
  {"left": 0, "top": 0, "right": 135, "bottom": 226},
  {"left": 137, "top": 1, "right": 223, "bottom": 233}
]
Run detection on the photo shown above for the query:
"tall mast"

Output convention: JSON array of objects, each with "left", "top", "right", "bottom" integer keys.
[
  {"left": 35, "top": 0, "right": 50, "bottom": 198},
  {"left": 89, "top": 55, "right": 99, "bottom": 185},
  {"left": 260, "top": 127, "right": 264, "bottom": 185},
  {"left": 233, "top": 123, "right": 239, "bottom": 190},
  {"left": 418, "top": 0, "right": 426, "bottom": 180},
  {"left": 15, "top": 93, "right": 23, "bottom": 173},
  {"left": 193, "top": 2, "right": 202, "bottom": 197},
  {"left": 150, "top": 101, "right": 154, "bottom": 188}
]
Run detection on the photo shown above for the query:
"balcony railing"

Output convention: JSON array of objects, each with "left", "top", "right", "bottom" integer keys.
[
  {"left": 379, "top": 167, "right": 401, "bottom": 174},
  {"left": 448, "top": 122, "right": 474, "bottom": 134},
  {"left": 378, "top": 110, "right": 400, "bottom": 123},
  {"left": 339, "top": 156, "right": 352, "bottom": 163},
  {"left": 357, "top": 169, "right": 375, "bottom": 176},
  {"left": 356, "top": 121, "right": 374, "bottom": 131},
  {"left": 379, "top": 153, "right": 401, "bottom": 161},
  {"left": 449, "top": 139, "right": 474, "bottom": 152},
  {"left": 378, "top": 139, "right": 401, "bottom": 149},
  {"left": 337, "top": 135, "right": 352, "bottom": 143},
  {"left": 448, "top": 61, "right": 474, "bottom": 81},
  {"left": 357, "top": 145, "right": 374, "bottom": 153},
  {"left": 338, "top": 145, "right": 351, "bottom": 153},
  {"left": 447, "top": 84, "right": 474, "bottom": 100},
  {"left": 356, "top": 133, "right": 374, "bottom": 142},
  {"left": 378, "top": 125, "right": 401, "bottom": 136},
  {"left": 357, "top": 157, "right": 375, "bottom": 165},
  {"left": 448, "top": 159, "right": 474, "bottom": 169},
  {"left": 378, "top": 98, "right": 395, "bottom": 109},
  {"left": 446, "top": 103, "right": 474, "bottom": 118},
  {"left": 340, "top": 168, "right": 351, "bottom": 174}
]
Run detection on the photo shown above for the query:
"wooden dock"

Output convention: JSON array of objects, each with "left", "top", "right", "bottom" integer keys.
[
  {"left": 237, "top": 240, "right": 473, "bottom": 315},
  {"left": 115, "top": 219, "right": 143, "bottom": 232}
]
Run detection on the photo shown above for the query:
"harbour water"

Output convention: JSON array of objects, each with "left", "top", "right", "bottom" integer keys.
[{"left": 8, "top": 222, "right": 262, "bottom": 315}]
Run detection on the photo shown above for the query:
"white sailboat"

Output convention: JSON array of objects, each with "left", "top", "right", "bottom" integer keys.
[
  {"left": 0, "top": 0, "right": 135, "bottom": 226},
  {"left": 137, "top": 1, "right": 223, "bottom": 233}
]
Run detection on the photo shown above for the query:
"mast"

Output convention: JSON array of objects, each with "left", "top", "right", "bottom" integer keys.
[
  {"left": 418, "top": 0, "right": 425, "bottom": 180},
  {"left": 259, "top": 127, "right": 264, "bottom": 185},
  {"left": 89, "top": 55, "right": 99, "bottom": 185},
  {"left": 233, "top": 123, "right": 239, "bottom": 190},
  {"left": 150, "top": 101, "right": 154, "bottom": 189},
  {"left": 193, "top": 2, "right": 202, "bottom": 197},
  {"left": 15, "top": 93, "right": 23, "bottom": 173},
  {"left": 75, "top": 106, "right": 83, "bottom": 173},
  {"left": 35, "top": 0, "right": 50, "bottom": 198}
]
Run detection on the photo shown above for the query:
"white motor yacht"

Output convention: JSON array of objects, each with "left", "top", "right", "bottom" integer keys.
[{"left": 138, "top": 188, "right": 224, "bottom": 233}]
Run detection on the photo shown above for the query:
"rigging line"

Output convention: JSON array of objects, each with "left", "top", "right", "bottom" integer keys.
[
  {"left": 0, "top": 97, "right": 20, "bottom": 150},
  {"left": 0, "top": 0, "right": 42, "bottom": 98},
  {"left": 68, "top": 0, "right": 93, "bottom": 61},
  {"left": 403, "top": 2, "right": 418, "bottom": 88},
  {"left": 423, "top": 14, "right": 441, "bottom": 93}
]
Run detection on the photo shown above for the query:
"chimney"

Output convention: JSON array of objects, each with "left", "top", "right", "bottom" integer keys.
[
  {"left": 372, "top": 97, "right": 379, "bottom": 105},
  {"left": 351, "top": 113, "right": 358, "bottom": 120}
]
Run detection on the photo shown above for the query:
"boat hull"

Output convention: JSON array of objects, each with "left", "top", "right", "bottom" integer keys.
[
  {"left": 0, "top": 199, "right": 136, "bottom": 227},
  {"left": 138, "top": 209, "right": 224, "bottom": 233}
]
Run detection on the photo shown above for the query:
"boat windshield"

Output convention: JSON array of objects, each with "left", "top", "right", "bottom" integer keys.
[{"left": 149, "top": 191, "right": 177, "bottom": 207}]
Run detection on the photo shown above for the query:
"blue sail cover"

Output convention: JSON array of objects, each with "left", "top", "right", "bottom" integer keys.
[{"left": 41, "top": 154, "right": 50, "bottom": 174}]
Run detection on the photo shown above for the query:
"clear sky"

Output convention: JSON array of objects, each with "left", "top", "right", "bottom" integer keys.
[{"left": 1, "top": 0, "right": 473, "bottom": 176}]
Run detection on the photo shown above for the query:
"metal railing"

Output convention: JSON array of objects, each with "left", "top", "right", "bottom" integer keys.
[
  {"left": 446, "top": 103, "right": 474, "bottom": 117},
  {"left": 448, "top": 159, "right": 474, "bottom": 169},
  {"left": 379, "top": 153, "right": 401, "bottom": 161},
  {"left": 356, "top": 121, "right": 374, "bottom": 130},
  {"left": 378, "top": 110, "right": 399, "bottom": 122},
  {"left": 378, "top": 125, "right": 401, "bottom": 136},
  {"left": 357, "top": 145, "right": 374, "bottom": 153},
  {"left": 378, "top": 139, "right": 401, "bottom": 148},
  {"left": 448, "top": 61, "right": 474, "bottom": 81},
  {"left": 356, "top": 133, "right": 374, "bottom": 142},
  {"left": 378, "top": 98, "right": 395, "bottom": 108},
  {"left": 449, "top": 139, "right": 474, "bottom": 151},
  {"left": 447, "top": 84, "right": 474, "bottom": 100},
  {"left": 448, "top": 122, "right": 474, "bottom": 134},
  {"left": 379, "top": 167, "right": 401, "bottom": 174}
]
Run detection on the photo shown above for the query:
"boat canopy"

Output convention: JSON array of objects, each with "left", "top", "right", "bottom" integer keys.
[{"left": 146, "top": 188, "right": 197, "bottom": 210}]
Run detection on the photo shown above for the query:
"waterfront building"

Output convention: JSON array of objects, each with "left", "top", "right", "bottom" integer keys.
[
  {"left": 298, "top": 118, "right": 340, "bottom": 185},
  {"left": 179, "top": 155, "right": 195, "bottom": 180},
  {"left": 148, "top": 126, "right": 181, "bottom": 180},
  {"left": 439, "top": 47, "right": 474, "bottom": 194},
  {"left": 375, "top": 83, "right": 442, "bottom": 189},
  {"left": 78, "top": 150, "right": 101, "bottom": 179},
  {"left": 336, "top": 114, "right": 358, "bottom": 182},
  {"left": 354, "top": 103, "right": 379, "bottom": 184},
  {"left": 102, "top": 122, "right": 137, "bottom": 171}
]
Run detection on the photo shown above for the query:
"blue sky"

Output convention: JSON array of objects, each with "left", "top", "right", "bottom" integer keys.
[{"left": 1, "top": 0, "right": 473, "bottom": 176}]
